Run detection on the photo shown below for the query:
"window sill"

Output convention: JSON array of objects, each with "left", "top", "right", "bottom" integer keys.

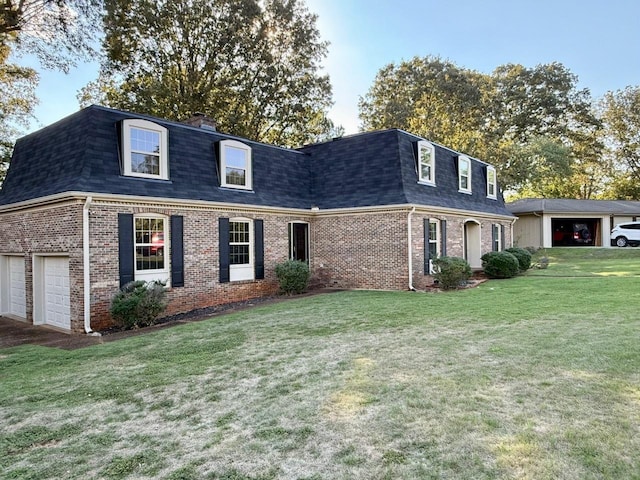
[
  {"left": 219, "top": 186, "right": 255, "bottom": 193},
  {"left": 417, "top": 180, "right": 436, "bottom": 187},
  {"left": 121, "top": 175, "right": 172, "bottom": 184},
  {"left": 458, "top": 189, "right": 472, "bottom": 195},
  {"left": 486, "top": 195, "right": 497, "bottom": 200}
]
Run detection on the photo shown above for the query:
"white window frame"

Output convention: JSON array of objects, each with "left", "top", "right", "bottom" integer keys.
[
  {"left": 122, "top": 119, "right": 169, "bottom": 180},
  {"left": 417, "top": 140, "right": 436, "bottom": 185},
  {"left": 428, "top": 220, "right": 440, "bottom": 274},
  {"left": 458, "top": 155, "right": 472, "bottom": 194},
  {"left": 229, "top": 218, "right": 254, "bottom": 281},
  {"left": 487, "top": 166, "right": 497, "bottom": 199},
  {"left": 134, "top": 214, "right": 170, "bottom": 286},
  {"left": 493, "top": 223, "right": 502, "bottom": 251},
  {"left": 220, "top": 140, "right": 252, "bottom": 190}
]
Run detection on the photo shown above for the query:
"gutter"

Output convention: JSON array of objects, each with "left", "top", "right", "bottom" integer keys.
[
  {"left": 407, "top": 206, "right": 416, "bottom": 291},
  {"left": 83, "top": 196, "right": 99, "bottom": 335}
]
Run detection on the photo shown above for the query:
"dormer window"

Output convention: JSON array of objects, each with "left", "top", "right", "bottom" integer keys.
[
  {"left": 417, "top": 140, "right": 436, "bottom": 185},
  {"left": 220, "top": 140, "right": 252, "bottom": 190},
  {"left": 458, "top": 155, "right": 472, "bottom": 194},
  {"left": 122, "top": 119, "right": 168, "bottom": 180},
  {"left": 487, "top": 166, "right": 497, "bottom": 199}
]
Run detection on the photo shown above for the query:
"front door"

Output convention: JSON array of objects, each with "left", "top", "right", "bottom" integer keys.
[
  {"left": 289, "top": 223, "right": 309, "bottom": 263},
  {"left": 464, "top": 221, "right": 482, "bottom": 269}
]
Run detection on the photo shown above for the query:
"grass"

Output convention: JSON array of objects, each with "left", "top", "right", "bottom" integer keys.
[{"left": 1, "top": 248, "right": 639, "bottom": 479}]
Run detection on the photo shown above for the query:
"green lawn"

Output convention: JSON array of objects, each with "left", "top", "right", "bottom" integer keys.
[{"left": 1, "top": 248, "right": 639, "bottom": 479}]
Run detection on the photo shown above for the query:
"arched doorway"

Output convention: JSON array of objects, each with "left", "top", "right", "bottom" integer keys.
[{"left": 464, "top": 220, "right": 482, "bottom": 269}]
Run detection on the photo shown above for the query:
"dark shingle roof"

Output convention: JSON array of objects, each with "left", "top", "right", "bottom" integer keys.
[
  {"left": 0, "top": 106, "right": 514, "bottom": 218},
  {"left": 507, "top": 198, "right": 640, "bottom": 215}
]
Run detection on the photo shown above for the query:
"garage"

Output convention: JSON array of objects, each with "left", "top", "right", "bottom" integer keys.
[
  {"left": 551, "top": 218, "right": 601, "bottom": 247},
  {"left": 42, "top": 257, "right": 71, "bottom": 330},
  {"left": 8, "top": 256, "right": 27, "bottom": 318}
]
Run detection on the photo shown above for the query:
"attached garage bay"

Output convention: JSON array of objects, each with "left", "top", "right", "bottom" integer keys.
[
  {"left": 0, "top": 255, "right": 27, "bottom": 319},
  {"left": 551, "top": 218, "right": 601, "bottom": 247},
  {"left": 34, "top": 256, "right": 71, "bottom": 331}
]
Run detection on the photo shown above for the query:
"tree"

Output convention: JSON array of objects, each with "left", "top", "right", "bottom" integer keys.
[
  {"left": 86, "top": 0, "right": 335, "bottom": 147},
  {"left": 0, "top": 43, "right": 38, "bottom": 183},
  {"left": 599, "top": 86, "right": 640, "bottom": 198},
  {"left": 358, "top": 56, "right": 490, "bottom": 156},
  {"left": 359, "top": 57, "right": 605, "bottom": 197},
  {"left": 1, "top": 0, "right": 102, "bottom": 72}
]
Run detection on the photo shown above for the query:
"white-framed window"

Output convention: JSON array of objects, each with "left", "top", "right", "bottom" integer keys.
[
  {"left": 220, "top": 140, "right": 252, "bottom": 190},
  {"left": 428, "top": 220, "right": 440, "bottom": 273},
  {"left": 122, "top": 119, "right": 169, "bottom": 180},
  {"left": 487, "top": 166, "right": 497, "bottom": 199},
  {"left": 493, "top": 223, "right": 502, "bottom": 251},
  {"left": 134, "top": 215, "right": 170, "bottom": 285},
  {"left": 229, "top": 218, "right": 254, "bottom": 281},
  {"left": 458, "top": 155, "right": 472, "bottom": 194},
  {"left": 417, "top": 140, "right": 436, "bottom": 185}
]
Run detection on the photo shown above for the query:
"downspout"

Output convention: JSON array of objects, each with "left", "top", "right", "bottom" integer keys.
[
  {"left": 407, "top": 206, "right": 416, "bottom": 291},
  {"left": 83, "top": 196, "right": 98, "bottom": 335}
]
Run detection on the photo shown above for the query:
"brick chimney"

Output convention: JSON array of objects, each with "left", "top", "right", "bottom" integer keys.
[{"left": 182, "top": 113, "right": 217, "bottom": 131}]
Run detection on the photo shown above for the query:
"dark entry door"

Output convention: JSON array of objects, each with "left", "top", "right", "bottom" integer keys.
[{"left": 289, "top": 223, "right": 309, "bottom": 263}]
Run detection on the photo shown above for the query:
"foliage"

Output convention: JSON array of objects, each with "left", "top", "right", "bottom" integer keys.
[
  {"left": 359, "top": 56, "right": 611, "bottom": 197},
  {"left": 275, "top": 259, "right": 310, "bottom": 294},
  {"left": 110, "top": 280, "right": 168, "bottom": 329},
  {"left": 505, "top": 247, "right": 532, "bottom": 272},
  {"left": 0, "top": 0, "right": 103, "bottom": 72},
  {"left": 0, "top": 43, "right": 37, "bottom": 185},
  {"left": 84, "top": 0, "right": 335, "bottom": 147},
  {"left": 598, "top": 86, "right": 640, "bottom": 198},
  {"left": 481, "top": 251, "right": 520, "bottom": 278},
  {"left": 431, "top": 256, "right": 472, "bottom": 290}
]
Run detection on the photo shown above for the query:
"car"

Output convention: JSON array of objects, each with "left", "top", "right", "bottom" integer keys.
[
  {"left": 610, "top": 221, "right": 640, "bottom": 247},
  {"left": 571, "top": 223, "right": 592, "bottom": 245}
]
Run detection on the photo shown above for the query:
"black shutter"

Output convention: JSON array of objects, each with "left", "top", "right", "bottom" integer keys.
[
  {"left": 219, "top": 218, "right": 230, "bottom": 283},
  {"left": 118, "top": 213, "right": 134, "bottom": 287},
  {"left": 424, "top": 218, "right": 430, "bottom": 275},
  {"left": 170, "top": 215, "right": 184, "bottom": 287},
  {"left": 440, "top": 219, "right": 447, "bottom": 257},
  {"left": 254, "top": 219, "right": 264, "bottom": 280},
  {"left": 501, "top": 224, "right": 506, "bottom": 251}
]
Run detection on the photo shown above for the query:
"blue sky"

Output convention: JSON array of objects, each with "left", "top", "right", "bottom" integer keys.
[{"left": 22, "top": 0, "right": 640, "bottom": 135}]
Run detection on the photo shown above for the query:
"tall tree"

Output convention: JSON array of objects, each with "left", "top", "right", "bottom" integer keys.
[
  {"left": 599, "top": 86, "right": 640, "bottom": 198},
  {"left": 1, "top": 0, "right": 102, "bottom": 71},
  {"left": 86, "top": 0, "right": 335, "bottom": 147}
]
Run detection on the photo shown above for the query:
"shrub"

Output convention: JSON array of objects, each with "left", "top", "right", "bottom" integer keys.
[
  {"left": 505, "top": 247, "right": 532, "bottom": 272},
  {"left": 432, "top": 256, "right": 472, "bottom": 290},
  {"left": 481, "top": 251, "right": 520, "bottom": 279},
  {"left": 110, "top": 280, "right": 168, "bottom": 329},
  {"left": 275, "top": 260, "right": 310, "bottom": 294}
]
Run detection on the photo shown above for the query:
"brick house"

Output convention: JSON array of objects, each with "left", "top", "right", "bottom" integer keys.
[{"left": 0, "top": 106, "right": 515, "bottom": 334}]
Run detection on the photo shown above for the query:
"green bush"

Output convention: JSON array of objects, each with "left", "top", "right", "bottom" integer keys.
[
  {"left": 432, "top": 256, "right": 472, "bottom": 290},
  {"left": 275, "top": 260, "right": 310, "bottom": 294},
  {"left": 110, "top": 280, "right": 168, "bottom": 329},
  {"left": 481, "top": 251, "right": 520, "bottom": 279},
  {"left": 505, "top": 247, "right": 532, "bottom": 272}
]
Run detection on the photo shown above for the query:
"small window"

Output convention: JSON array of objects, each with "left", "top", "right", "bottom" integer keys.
[
  {"left": 487, "top": 166, "right": 497, "bottom": 199},
  {"left": 458, "top": 155, "right": 471, "bottom": 194},
  {"left": 220, "top": 140, "right": 252, "bottom": 190},
  {"left": 493, "top": 224, "right": 502, "bottom": 251},
  {"left": 417, "top": 140, "right": 435, "bottom": 185},
  {"left": 428, "top": 220, "right": 439, "bottom": 259},
  {"left": 122, "top": 119, "right": 168, "bottom": 179},
  {"left": 229, "top": 218, "right": 254, "bottom": 281},
  {"left": 134, "top": 215, "right": 169, "bottom": 284}
]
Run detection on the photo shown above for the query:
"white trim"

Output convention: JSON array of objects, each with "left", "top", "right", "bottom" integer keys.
[
  {"left": 83, "top": 196, "right": 93, "bottom": 333},
  {"left": 417, "top": 140, "right": 436, "bottom": 185},
  {"left": 133, "top": 214, "right": 170, "bottom": 286},
  {"left": 122, "top": 119, "right": 169, "bottom": 180},
  {"left": 458, "top": 155, "right": 472, "bottom": 194},
  {"left": 229, "top": 217, "right": 254, "bottom": 281},
  {"left": 220, "top": 140, "right": 252, "bottom": 190},
  {"left": 486, "top": 166, "right": 497, "bottom": 199}
]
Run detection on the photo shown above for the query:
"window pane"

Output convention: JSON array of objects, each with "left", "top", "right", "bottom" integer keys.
[
  {"left": 226, "top": 167, "right": 246, "bottom": 186},
  {"left": 461, "top": 176, "right": 469, "bottom": 190},
  {"left": 225, "top": 146, "right": 247, "bottom": 169},
  {"left": 130, "top": 128, "right": 160, "bottom": 154},
  {"left": 230, "top": 245, "right": 250, "bottom": 265},
  {"left": 421, "top": 164, "right": 432, "bottom": 180},
  {"left": 131, "top": 152, "right": 160, "bottom": 175},
  {"left": 135, "top": 217, "right": 165, "bottom": 271}
]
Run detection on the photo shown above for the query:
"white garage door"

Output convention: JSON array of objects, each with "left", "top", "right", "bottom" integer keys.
[
  {"left": 43, "top": 257, "right": 70, "bottom": 330},
  {"left": 9, "top": 256, "right": 26, "bottom": 318}
]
